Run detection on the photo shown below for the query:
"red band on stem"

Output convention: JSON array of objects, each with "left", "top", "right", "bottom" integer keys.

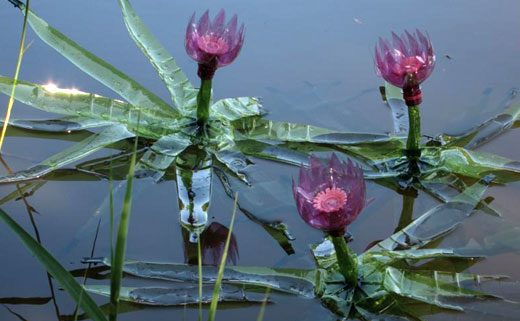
[
  {"left": 197, "top": 59, "right": 217, "bottom": 80},
  {"left": 403, "top": 86, "right": 422, "bottom": 106}
]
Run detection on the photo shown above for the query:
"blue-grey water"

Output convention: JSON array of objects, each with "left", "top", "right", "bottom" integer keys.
[{"left": 0, "top": 0, "right": 520, "bottom": 320}]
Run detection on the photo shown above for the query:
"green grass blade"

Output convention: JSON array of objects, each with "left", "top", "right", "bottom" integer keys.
[
  {"left": 255, "top": 288, "right": 270, "bottom": 321},
  {"left": 0, "top": 208, "right": 107, "bottom": 321},
  {"left": 207, "top": 193, "right": 238, "bottom": 321},
  {"left": 14, "top": 4, "right": 177, "bottom": 117},
  {"left": 109, "top": 130, "right": 139, "bottom": 321},
  {"left": 0, "top": 0, "right": 30, "bottom": 152},
  {"left": 117, "top": 0, "right": 193, "bottom": 111}
]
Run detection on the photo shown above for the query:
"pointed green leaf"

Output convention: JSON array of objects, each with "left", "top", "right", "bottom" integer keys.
[
  {"left": 18, "top": 4, "right": 176, "bottom": 116},
  {"left": 117, "top": 0, "right": 193, "bottom": 111},
  {"left": 211, "top": 97, "right": 265, "bottom": 121},
  {"left": 0, "top": 75, "right": 180, "bottom": 139}
]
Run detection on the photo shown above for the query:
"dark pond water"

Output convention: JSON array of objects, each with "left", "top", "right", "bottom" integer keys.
[{"left": 1, "top": 0, "right": 520, "bottom": 320}]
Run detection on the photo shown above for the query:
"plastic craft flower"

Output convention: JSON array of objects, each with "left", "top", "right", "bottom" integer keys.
[
  {"left": 375, "top": 30, "right": 435, "bottom": 90},
  {"left": 293, "top": 154, "right": 367, "bottom": 236},
  {"left": 185, "top": 9, "right": 244, "bottom": 79}
]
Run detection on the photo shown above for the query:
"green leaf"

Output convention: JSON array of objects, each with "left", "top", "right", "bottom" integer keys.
[
  {"left": 383, "top": 266, "right": 501, "bottom": 311},
  {"left": 438, "top": 147, "right": 520, "bottom": 183},
  {"left": 2, "top": 116, "right": 114, "bottom": 132},
  {"left": 83, "top": 257, "right": 316, "bottom": 298},
  {"left": 234, "top": 118, "right": 394, "bottom": 144},
  {"left": 211, "top": 97, "right": 265, "bottom": 121},
  {"left": 0, "top": 76, "right": 180, "bottom": 139},
  {"left": 85, "top": 284, "right": 266, "bottom": 306},
  {"left": 136, "top": 132, "right": 191, "bottom": 181},
  {"left": 18, "top": 4, "right": 177, "bottom": 117},
  {"left": 0, "top": 208, "right": 107, "bottom": 321},
  {"left": 0, "top": 125, "right": 135, "bottom": 184},
  {"left": 117, "top": 0, "right": 193, "bottom": 111}
]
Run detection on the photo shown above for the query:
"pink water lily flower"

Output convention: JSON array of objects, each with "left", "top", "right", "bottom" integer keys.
[
  {"left": 375, "top": 30, "right": 435, "bottom": 96},
  {"left": 185, "top": 9, "right": 244, "bottom": 79},
  {"left": 293, "top": 154, "right": 367, "bottom": 236}
]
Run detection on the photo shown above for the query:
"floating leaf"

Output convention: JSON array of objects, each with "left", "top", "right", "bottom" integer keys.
[
  {"left": 117, "top": 0, "right": 193, "bottom": 111},
  {"left": 211, "top": 97, "right": 265, "bottom": 121},
  {"left": 438, "top": 147, "right": 520, "bottom": 183},
  {"left": 1, "top": 116, "right": 113, "bottom": 132},
  {"left": 234, "top": 118, "right": 393, "bottom": 145},
  {"left": 85, "top": 284, "right": 266, "bottom": 306},
  {"left": 0, "top": 125, "right": 135, "bottom": 184},
  {"left": 83, "top": 257, "right": 315, "bottom": 298},
  {"left": 383, "top": 266, "right": 500, "bottom": 310},
  {"left": 136, "top": 132, "right": 191, "bottom": 181}
]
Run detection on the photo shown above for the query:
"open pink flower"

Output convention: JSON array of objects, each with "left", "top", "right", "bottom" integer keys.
[
  {"left": 375, "top": 30, "right": 435, "bottom": 90},
  {"left": 293, "top": 154, "right": 367, "bottom": 236},
  {"left": 185, "top": 9, "right": 244, "bottom": 79}
]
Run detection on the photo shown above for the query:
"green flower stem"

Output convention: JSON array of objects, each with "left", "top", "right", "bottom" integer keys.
[
  {"left": 406, "top": 104, "right": 421, "bottom": 158},
  {"left": 331, "top": 236, "right": 358, "bottom": 287},
  {"left": 196, "top": 78, "right": 212, "bottom": 126}
]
